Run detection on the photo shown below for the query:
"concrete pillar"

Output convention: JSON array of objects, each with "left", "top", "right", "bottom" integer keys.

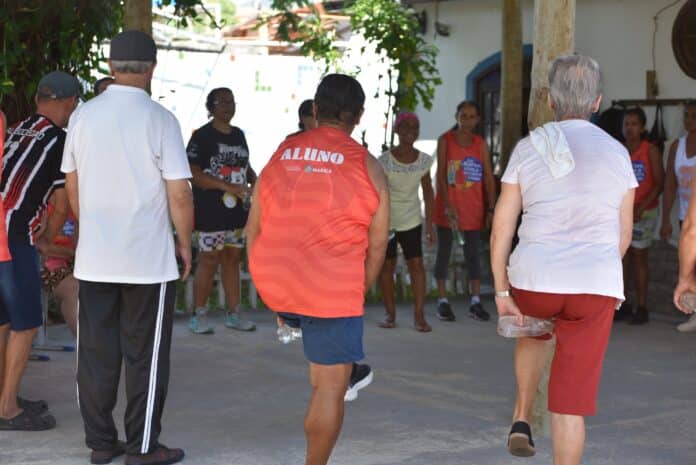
[{"left": 500, "top": 0, "right": 523, "bottom": 171}]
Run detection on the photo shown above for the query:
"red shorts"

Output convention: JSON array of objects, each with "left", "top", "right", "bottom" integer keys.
[{"left": 512, "top": 288, "right": 617, "bottom": 416}]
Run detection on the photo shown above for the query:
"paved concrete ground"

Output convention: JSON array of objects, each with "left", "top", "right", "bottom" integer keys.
[{"left": 2, "top": 298, "right": 696, "bottom": 465}]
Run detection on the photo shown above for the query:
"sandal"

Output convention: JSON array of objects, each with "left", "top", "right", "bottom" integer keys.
[
  {"left": 17, "top": 397, "right": 48, "bottom": 415},
  {"left": 378, "top": 316, "right": 396, "bottom": 329},
  {"left": 415, "top": 321, "right": 432, "bottom": 332},
  {"left": 508, "top": 421, "right": 535, "bottom": 457},
  {"left": 0, "top": 410, "right": 56, "bottom": 431}
]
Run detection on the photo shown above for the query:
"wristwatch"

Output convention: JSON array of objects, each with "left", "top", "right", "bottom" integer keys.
[{"left": 495, "top": 289, "right": 511, "bottom": 298}]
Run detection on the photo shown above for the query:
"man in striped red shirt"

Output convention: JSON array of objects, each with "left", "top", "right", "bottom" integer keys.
[
  {"left": 248, "top": 74, "right": 390, "bottom": 465},
  {"left": 0, "top": 71, "right": 78, "bottom": 430}
]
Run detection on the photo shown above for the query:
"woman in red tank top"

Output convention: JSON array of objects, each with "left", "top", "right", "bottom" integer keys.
[
  {"left": 433, "top": 101, "right": 496, "bottom": 322},
  {"left": 616, "top": 107, "right": 664, "bottom": 325}
]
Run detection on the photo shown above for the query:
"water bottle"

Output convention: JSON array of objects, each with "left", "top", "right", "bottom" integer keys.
[
  {"left": 678, "top": 292, "right": 696, "bottom": 313},
  {"left": 497, "top": 315, "right": 554, "bottom": 338},
  {"left": 277, "top": 325, "right": 302, "bottom": 344},
  {"left": 446, "top": 210, "right": 465, "bottom": 246}
]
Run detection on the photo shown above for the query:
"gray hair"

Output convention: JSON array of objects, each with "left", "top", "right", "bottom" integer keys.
[
  {"left": 548, "top": 54, "right": 603, "bottom": 120},
  {"left": 110, "top": 60, "right": 154, "bottom": 74}
]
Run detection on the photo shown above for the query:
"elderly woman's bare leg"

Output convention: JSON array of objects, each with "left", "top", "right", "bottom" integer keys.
[
  {"left": 513, "top": 337, "right": 553, "bottom": 422},
  {"left": 551, "top": 413, "right": 585, "bottom": 465}
]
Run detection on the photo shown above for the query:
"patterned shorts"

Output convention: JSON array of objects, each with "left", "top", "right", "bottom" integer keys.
[
  {"left": 632, "top": 209, "right": 658, "bottom": 249},
  {"left": 41, "top": 266, "right": 74, "bottom": 293},
  {"left": 196, "top": 229, "right": 246, "bottom": 252}
]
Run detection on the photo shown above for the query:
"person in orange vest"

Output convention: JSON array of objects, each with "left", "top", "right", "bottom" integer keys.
[
  {"left": 433, "top": 101, "right": 496, "bottom": 322},
  {"left": 614, "top": 107, "right": 663, "bottom": 325},
  {"left": 247, "top": 74, "right": 389, "bottom": 465}
]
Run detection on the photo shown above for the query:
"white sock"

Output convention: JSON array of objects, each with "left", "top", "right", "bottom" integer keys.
[
  {"left": 471, "top": 295, "right": 481, "bottom": 305},
  {"left": 438, "top": 298, "right": 449, "bottom": 305}
]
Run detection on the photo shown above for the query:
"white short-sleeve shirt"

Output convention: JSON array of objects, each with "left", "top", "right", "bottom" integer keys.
[
  {"left": 62, "top": 84, "right": 192, "bottom": 284},
  {"left": 501, "top": 120, "right": 638, "bottom": 300}
]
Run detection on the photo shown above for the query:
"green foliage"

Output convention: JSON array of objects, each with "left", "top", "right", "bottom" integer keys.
[
  {"left": 0, "top": 0, "right": 207, "bottom": 124},
  {"left": 348, "top": 0, "right": 441, "bottom": 113},
  {"left": 267, "top": 1, "right": 342, "bottom": 65},
  {"left": 264, "top": 0, "right": 441, "bottom": 148},
  {"left": 0, "top": 1, "right": 122, "bottom": 123}
]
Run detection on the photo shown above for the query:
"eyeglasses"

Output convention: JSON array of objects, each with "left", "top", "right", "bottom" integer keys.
[{"left": 214, "top": 99, "right": 235, "bottom": 106}]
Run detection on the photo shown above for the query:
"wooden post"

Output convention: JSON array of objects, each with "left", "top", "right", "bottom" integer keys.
[
  {"left": 124, "top": 0, "right": 153, "bottom": 35},
  {"left": 528, "top": 0, "right": 576, "bottom": 130},
  {"left": 527, "top": 0, "right": 576, "bottom": 436},
  {"left": 500, "top": 0, "right": 523, "bottom": 170}
]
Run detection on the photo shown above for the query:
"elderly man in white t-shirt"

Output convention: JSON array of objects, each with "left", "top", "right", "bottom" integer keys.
[
  {"left": 490, "top": 55, "right": 636, "bottom": 465},
  {"left": 62, "top": 31, "right": 193, "bottom": 465}
]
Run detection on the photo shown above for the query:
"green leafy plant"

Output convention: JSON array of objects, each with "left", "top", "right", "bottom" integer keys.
[
  {"left": 264, "top": 0, "right": 441, "bottom": 149},
  {"left": 0, "top": 0, "right": 210, "bottom": 124}
]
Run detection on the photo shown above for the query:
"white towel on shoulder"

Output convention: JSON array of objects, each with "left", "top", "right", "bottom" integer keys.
[{"left": 529, "top": 122, "right": 575, "bottom": 179}]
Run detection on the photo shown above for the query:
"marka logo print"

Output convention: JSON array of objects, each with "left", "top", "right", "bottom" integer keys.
[{"left": 280, "top": 147, "right": 345, "bottom": 165}]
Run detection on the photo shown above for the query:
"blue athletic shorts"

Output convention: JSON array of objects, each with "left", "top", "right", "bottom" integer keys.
[
  {"left": 0, "top": 244, "right": 43, "bottom": 330},
  {"left": 278, "top": 312, "right": 364, "bottom": 365}
]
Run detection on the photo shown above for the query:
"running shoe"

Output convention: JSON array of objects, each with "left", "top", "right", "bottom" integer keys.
[
  {"left": 437, "top": 301, "right": 456, "bottom": 321},
  {"left": 469, "top": 302, "right": 490, "bottom": 321},
  {"left": 628, "top": 306, "right": 649, "bottom": 325},
  {"left": 344, "top": 363, "right": 373, "bottom": 402},
  {"left": 677, "top": 313, "right": 696, "bottom": 332},
  {"left": 188, "top": 308, "right": 214, "bottom": 335},
  {"left": 613, "top": 302, "right": 633, "bottom": 322},
  {"left": 224, "top": 312, "right": 256, "bottom": 331}
]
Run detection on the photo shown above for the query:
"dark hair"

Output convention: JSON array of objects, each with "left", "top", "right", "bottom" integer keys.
[
  {"left": 206, "top": 87, "right": 233, "bottom": 116},
  {"left": 298, "top": 99, "right": 313, "bottom": 130},
  {"left": 456, "top": 100, "right": 480, "bottom": 115},
  {"left": 314, "top": 74, "right": 365, "bottom": 126},
  {"left": 451, "top": 100, "right": 480, "bottom": 131},
  {"left": 93, "top": 77, "right": 114, "bottom": 96},
  {"left": 623, "top": 107, "right": 648, "bottom": 140},
  {"left": 623, "top": 107, "right": 647, "bottom": 127}
]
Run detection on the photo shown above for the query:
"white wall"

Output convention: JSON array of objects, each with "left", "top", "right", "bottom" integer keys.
[
  {"left": 415, "top": 0, "right": 695, "bottom": 148},
  {"left": 150, "top": 37, "right": 392, "bottom": 173}
]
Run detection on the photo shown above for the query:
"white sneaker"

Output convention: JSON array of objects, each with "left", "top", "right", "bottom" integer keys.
[{"left": 677, "top": 313, "right": 696, "bottom": 332}]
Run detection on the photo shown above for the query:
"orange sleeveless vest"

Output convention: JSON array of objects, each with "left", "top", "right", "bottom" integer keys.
[
  {"left": 249, "top": 126, "right": 379, "bottom": 318},
  {"left": 434, "top": 132, "right": 485, "bottom": 231},
  {"left": 631, "top": 140, "right": 658, "bottom": 210}
]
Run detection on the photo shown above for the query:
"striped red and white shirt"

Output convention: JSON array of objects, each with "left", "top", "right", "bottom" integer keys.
[{"left": 1, "top": 114, "right": 66, "bottom": 245}]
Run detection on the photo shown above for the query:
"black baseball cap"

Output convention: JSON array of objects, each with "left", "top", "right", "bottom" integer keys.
[
  {"left": 36, "top": 71, "right": 82, "bottom": 100},
  {"left": 109, "top": 30, "right": 157, "bottom": 62}
]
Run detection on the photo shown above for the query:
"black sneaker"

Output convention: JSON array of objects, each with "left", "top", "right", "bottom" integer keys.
[
  {"left": 437, "top": 301, "right": 456, "bottom": 321},
  {"left": 344, "top": 363, "right": 373, "bottom": 402},
  {"left": 614, "top": 302, "right": 633, "bottom": 322},
  {"left": 469, "top": 302, "right": 490, "bottom": 321},
  {"left": 628, "top": 305, "right": 649, "bottom": 325}
]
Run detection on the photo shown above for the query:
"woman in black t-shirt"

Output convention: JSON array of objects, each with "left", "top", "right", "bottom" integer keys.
[{"left": 186, "top": 87, "right": 257, "bottom": 334}]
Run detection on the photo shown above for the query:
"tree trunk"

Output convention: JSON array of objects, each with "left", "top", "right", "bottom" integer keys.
[
  {"left": 124, "top": 0, "right": 153, "bottom": 35},
  {"left": 528, "top": 0, "right": 576, "bottom": 436},
  {"left": 528, "top": 0, "right": 576, "bottom": 130},
  {"left": 500, "top": 0, "right": 523, "bottom": 171}
]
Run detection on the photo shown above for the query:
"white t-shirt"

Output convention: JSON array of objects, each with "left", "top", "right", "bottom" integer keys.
[
  {"left": 61, "top": 84, "right": 192, "bottom": 284},
  {"left": 501, "top": 120, "right": 638, "bottom": 300},
  {"left": 378, "top": 150, "right": 433, "bottom": 231},
  {"left": 674, "top": 135, "right": 696, "bottom": 221}
]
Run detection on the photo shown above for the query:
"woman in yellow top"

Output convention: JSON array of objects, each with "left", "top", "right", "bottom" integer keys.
[{"left": 377, "top": 112, "right": 435, "bottom": 332}]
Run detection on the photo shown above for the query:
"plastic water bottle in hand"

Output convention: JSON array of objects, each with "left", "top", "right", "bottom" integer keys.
[
  {"left": 497, "top": 315, "right": 554, "bottom": 338},
  {"left": 447, "top": 209, "right": 465, "bottom": 246},
  {"left": 277, "top": 325, "right": 302, "bottom": 344},
  {"left": 678, "top": 292, "right": 696, "bottom": 313}
]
